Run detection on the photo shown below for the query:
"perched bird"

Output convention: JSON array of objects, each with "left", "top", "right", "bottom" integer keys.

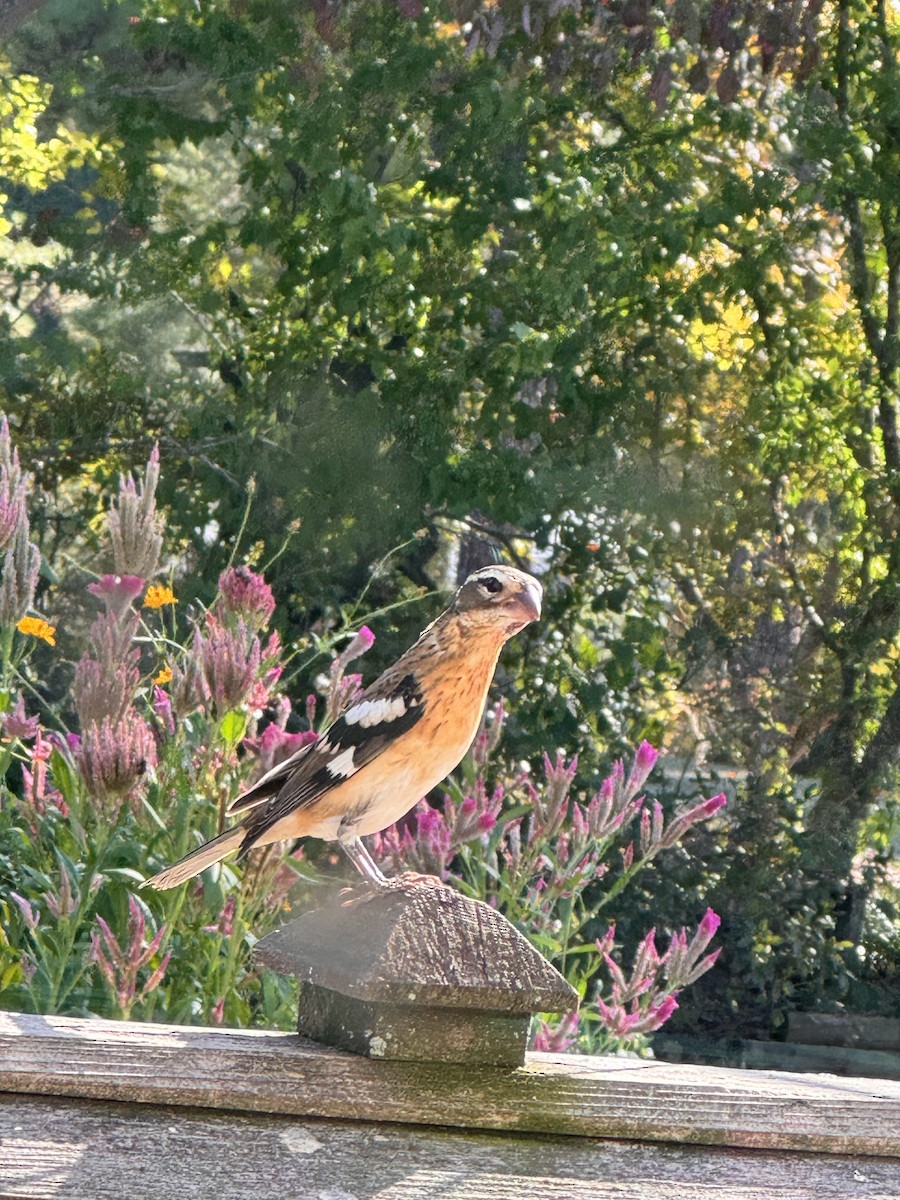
[{"left": 146, "top": 564, "right": 542, "bottom": 890}]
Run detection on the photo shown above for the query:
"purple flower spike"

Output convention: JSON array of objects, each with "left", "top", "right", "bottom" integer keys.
[
  {"left": 217, "top": 566, "right": 276, "bottom": 632},
  {"left": 531, "top": 1011, "right": 580, "bottom": 1053},
  {"left": 88, "top": 574, "right": 146, "bottom": 617},
  {"left": 3, "top": 695, "right": 39, "bottom": 740},
  {"left": 108, "top": 446, "right": 164, "bottom": 579},
  {"left": 625, "top": 740, "right": 659, "bottom": 798}
]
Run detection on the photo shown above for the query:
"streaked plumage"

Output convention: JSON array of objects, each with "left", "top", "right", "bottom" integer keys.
[{"left": 146, "top": 564, "right": 541, "bottom": 889}]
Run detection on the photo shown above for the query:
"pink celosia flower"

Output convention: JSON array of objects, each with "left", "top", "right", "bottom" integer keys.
[
  {"left": 625, "top": 740, "right": 659, "bottom": 799},
  {"left": 9, "top": 891, "right": 40, "bottom": 931},
  {"left": 216, "top": 566, "right": 276, "bottom": 631},
  {"left": 43, "top": 869, "right": 76, "bottom": 919},
  {"left": 336, "top": 625, "right": 375, "bottom": 670},
  {"left": 659, "top": 793, "right": 727, "bottom": 848},
  {"left": 72, "top": 655, "right": 139, "bottom": 728},
  {"left": 531, "top": 1010, "right": 580, "bottom": 1053},
  {"left": 244, "top": 723, "right": 317, "bottom": 778},
  {"left": 371, "top": 799, "right": 454, "bottom": 879},
  {"left": 152, "top": 685, "right": 175, "bottom": 736},
  {"left": 91, "top": 895, "right": 169, "bottom": 1017},
  {"left": 203, "top": 894, "right": 237, "bottom": 936}
]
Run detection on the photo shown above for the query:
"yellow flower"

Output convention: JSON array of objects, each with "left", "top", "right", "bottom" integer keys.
[
  {"left": 17, "top": 616, "right": 56, "bottom": 646},
  {"left": 154, "top": 665, "right": 173, "bottom": 685},
  {"left": 144, "top": 585, "right": 177, "bottom": 609}
]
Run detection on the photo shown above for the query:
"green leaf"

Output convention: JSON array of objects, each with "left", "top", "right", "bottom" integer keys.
[{"left": 219, "top": 710, "right": 248, "bottom": 748}]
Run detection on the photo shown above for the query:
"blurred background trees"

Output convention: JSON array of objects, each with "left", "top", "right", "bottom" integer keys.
[{"left": 1, "top": 0, "right": 898, "bottom": 1043}]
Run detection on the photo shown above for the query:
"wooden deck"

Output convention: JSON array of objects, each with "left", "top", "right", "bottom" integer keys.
[{"left": 2, "top": 1011, "right": 900, "bottom": 1198}]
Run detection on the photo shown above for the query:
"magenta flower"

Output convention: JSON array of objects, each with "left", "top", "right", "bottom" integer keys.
[
  {"left": 244, "top": 722, "right": 317, "bottom": 778},
  {"left": 371, "top": 799, "right": 454, "bottom": 879},
  {"left": 152, "top": 685, "right": 175, "bottom": 736},
  {"left": 625, "top": 740, "right": 659, "bottom": 798},
  {"left": 216, "top": 565, "right": 276, "bottom": 631},
  {"left": 527, "top": 751, "right": 577, "bottom": 841},
  {"left": 87, "top": 574, "right": 146, "bottom": 617},
  {"left": 659, "top": 793, "right": 727, "bottom": 849},
  {"left": 203, "top": 894, "right": 237, "bottom": 936},
  {"left": 336, "top": 625, "right": 376, "bottom": 669},
  {"left": 664, "top": 908, "right": 723, "bottom": 987},
  {"left": 595, "top": 992, "right": 679, "bottom": 1038},
  {"left": 531, "top": 1010, "right": 580, "bottom": 1053},
  {"left": 450, "top": 779, "right": 504, "bottom": 841}
]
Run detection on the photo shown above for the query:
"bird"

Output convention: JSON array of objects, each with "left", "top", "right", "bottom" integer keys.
[{"left": 146, "top": 564, "right": 542, "bottom": 890}]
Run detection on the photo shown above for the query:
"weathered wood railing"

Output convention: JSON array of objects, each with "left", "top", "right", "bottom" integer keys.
[{"left": 2, "top": 1010, "right": 900, "bottom": 1199}]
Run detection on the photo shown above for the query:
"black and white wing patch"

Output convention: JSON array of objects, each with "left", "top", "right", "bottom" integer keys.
[
  {"left": 228, "top": 740, "right": 315, "bottom": 814},
  {"left": 312, "top": 672, "right": 425, "bottom": 783},
  {"left": 239, "top": 672, "right": 425, "bottom": 847}
]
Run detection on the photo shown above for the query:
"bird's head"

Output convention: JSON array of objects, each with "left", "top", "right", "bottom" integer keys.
[{"left": 453, "top": 565, "right": 543, "bottom": 637}]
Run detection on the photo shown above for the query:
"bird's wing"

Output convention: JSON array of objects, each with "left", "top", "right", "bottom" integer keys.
[
  {"left": 239, "top": 670, "right": 426, "bottom": 847},
  {"left": 228, "top": 740, "right": 316, "bottom": 813}
]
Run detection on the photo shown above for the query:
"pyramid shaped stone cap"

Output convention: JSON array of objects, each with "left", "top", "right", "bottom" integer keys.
[{"left": 255, "top": 877, "right": 577, "bottom": 1014}]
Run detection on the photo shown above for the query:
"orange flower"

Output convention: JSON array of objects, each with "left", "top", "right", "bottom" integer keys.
[
  {"left": 16, "top": 616, "right": 56, "bottom": 646},
  {"left": 153, "top": 665, "right": 173, "bottom": 685},
  {"left": 144, "top": 585, "right": 177, "bottom": 609}
]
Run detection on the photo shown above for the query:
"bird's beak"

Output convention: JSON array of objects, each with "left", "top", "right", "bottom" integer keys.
[{"left": 508, "top": 578, "right": 542, "bottom": 626}]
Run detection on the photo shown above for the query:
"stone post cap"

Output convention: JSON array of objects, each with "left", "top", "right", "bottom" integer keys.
[{"left": 255, "top": 878, "right": 577, "bottom": 1014}]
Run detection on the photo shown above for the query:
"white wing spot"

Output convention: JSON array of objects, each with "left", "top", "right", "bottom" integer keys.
[
  {"left": 326, "top": 747, "right": 357, "bottom": 778},
  {"left": 344, "top": 696, "right": 408, "bottom": 729}
]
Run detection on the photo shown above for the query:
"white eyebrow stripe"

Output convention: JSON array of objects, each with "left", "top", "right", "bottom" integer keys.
[
  {"left": 326, "top": 747, "right": 357, "bottom": 778},
  {"left": 343, "top": 695, "right": 408, "bottom": 728}
]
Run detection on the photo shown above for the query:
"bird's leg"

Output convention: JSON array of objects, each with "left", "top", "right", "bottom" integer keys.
[{"left": 340, "top": 836, "right": 389, "bottom": 887}]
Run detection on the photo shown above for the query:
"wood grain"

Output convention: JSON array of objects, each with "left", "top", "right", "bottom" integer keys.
[
  {"left": 254, "top": 881, "right": 578, "bottom": 1010},
  {"left": 3, "top": 1093, "right": 899, "bottom": 1200},
  {"left": 2, "top": 1012, "right": 900, "bottom": 1157}
]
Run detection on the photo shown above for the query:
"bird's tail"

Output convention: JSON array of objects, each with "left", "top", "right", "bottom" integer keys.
[{"left": 144, "top": 826, "right": 244, "bottom": 890}]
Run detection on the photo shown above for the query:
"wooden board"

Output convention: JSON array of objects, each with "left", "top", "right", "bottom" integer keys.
[
  {"left": 787, "top": 1013, "right": 900, "bottom": 1053},
  {"left": 2, "top": 1012, "right": 900, "bottom": 1158},
  {"left": 3, "top": 1093, "right": 900, "bottom": 1200},
  {"left": 657, "top": 1033, "right": 900, "bottom": 1081}
]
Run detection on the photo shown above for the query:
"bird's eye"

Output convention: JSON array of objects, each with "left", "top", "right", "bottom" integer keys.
[{"left": 480, "top": 576, "right": 503, "bottom": 595}]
